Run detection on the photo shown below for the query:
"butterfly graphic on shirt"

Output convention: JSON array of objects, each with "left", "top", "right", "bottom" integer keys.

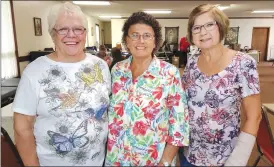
[
  {"left": 71, "top": 104, "right": 108, "bottom": 121},
  {"left": 84, "top": 104, "right": 108, "bottom": 121},
  {"left": 58, "top": 91, "right": 80, "bottom": 109},
  {"left": 47, "top": 120, "right": 89, "bottom": 155},
  {"left": 76, "top": 63, "right": 104, "bottom": 87}
]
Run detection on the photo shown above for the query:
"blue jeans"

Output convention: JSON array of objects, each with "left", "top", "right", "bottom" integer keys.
[
  {"left": 179, "top": 148, "right": 224, "bottom": 167},
  {"left": 179, "top": 148, "right": 196, "bottom": 167},
  {"left": 180, "top": 154, "right": 196, "bottom": 167}
]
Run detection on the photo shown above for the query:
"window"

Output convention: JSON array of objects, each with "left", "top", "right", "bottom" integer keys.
[
  {"left": 1, "top": 1, "right": 18, "bottom": 79},
  {"left": 95, "top": 24, "right": 100, "bottom": 48},
  {"left": 85, "top": 34, "right": 88, "bottom": 47}
]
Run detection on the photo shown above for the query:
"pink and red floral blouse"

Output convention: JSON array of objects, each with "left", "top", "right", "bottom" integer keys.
[{"left": 105, "top": 56, "right": 189, "bottom": 166}]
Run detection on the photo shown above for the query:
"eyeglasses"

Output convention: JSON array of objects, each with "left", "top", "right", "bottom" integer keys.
[
  {"left": 192, "top": 21, "right": 217, "bottom": 34},
  {"left": 128, "top": 32, "right": 154, "bottom": 41},
  {"left": 54, "top": 27, "right": 86, "bottom": 35}
]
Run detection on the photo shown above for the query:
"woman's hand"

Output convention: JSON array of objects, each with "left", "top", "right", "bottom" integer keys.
[{"left": 158, "top": 144, "right": 179, "bottom": 166}]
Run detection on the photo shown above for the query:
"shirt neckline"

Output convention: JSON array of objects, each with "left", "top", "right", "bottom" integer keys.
[
  {"left": 43, "top": 53, "right": 89, "bottom": 66},
  {"left": 195, "top": 51, "right": 239, "bottom": 78},
  {"left": 126, "top": 55, "right": 160, "bottom": 82}
]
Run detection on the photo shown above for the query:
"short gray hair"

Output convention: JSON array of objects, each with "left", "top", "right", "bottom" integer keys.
[{"left": 47, "top": 2, "right": 88, "bottom": 37}]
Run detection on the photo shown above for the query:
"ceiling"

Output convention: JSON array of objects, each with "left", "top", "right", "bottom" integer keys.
[{"left": 73, "top": 0, "right": 274, "bottom": 21}]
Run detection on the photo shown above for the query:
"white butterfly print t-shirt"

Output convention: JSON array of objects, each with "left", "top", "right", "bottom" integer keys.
[{"left": 13, "top": 53, "right": 111, "bottom": 166}]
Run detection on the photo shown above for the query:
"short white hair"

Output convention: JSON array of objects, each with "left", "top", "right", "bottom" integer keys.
[{"left": 47, "top": 2, "right": 88, "bottom": 37}]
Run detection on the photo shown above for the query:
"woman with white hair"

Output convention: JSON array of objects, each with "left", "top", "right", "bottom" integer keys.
[{"left": 13, "top": 2, "right": 111, "bottom": 166}]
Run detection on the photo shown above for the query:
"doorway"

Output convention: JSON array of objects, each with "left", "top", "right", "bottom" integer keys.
[{"left": 251, "top": 27, "right": 270, "bottom": 61}]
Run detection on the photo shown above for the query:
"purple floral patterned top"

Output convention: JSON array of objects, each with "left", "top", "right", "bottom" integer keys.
[{"left": 182, "top": 52, "right": 260, "bottom": 166}]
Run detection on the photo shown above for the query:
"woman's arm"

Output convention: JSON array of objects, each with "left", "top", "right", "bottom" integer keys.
[
  {"left": 159, "top": 144, "right": 179, "bottom": 166},
  {"left": 225, "top": 54, "right": 262, "bottom": 166},
  {"left": 14, "top": 113, "right": 39, "bottom": 166},
  {"left": 241, "top": 94, "right": 262, "bottom": 136},
  {"left": 225, "top": 94, "right": 261, "bottom": 166},
  {"left": 158, "top": 67, "right": 190, "bottom": 166}
]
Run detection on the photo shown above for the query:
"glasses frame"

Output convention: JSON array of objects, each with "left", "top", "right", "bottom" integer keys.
[
  {"left": 192, "top": 21, "right": 217, "bottom": 34},
  {"left": 54, "top": 27, "right": 86, "bottom": 36},
  {"left": 128, "top": 33, "right": 155, "bottom": 41}
]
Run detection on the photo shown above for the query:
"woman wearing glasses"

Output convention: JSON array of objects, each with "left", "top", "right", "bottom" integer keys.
[
  {"left": 105, "top": 12, "right": 189, "bottom": 166},
  {"left": 13, "top": 2, "right": 111, "bottom": 166},
  {"left": 181, "top": 4, "right": 261, "bottom": 166}
]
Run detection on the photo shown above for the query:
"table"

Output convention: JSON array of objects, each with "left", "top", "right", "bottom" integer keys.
[
  {"left": 1, "top": 78, "right": 20, "bottom": 87},
  {"left": 1, "top": 87, "right": 17, "bottom": 107},
  {"left": 262, "top": 103, "right": 274, "bottom": 138},
  {"left": 263, "top": 103, "right": 274, "bottom": 115},
  {"left": 1, "top": 78, "right": 20, "bottom": 107},
  {"left": 156, "top": 51, "right": 173, "bottom": 63}
]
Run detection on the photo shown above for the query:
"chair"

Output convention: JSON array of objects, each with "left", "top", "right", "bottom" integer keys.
[
  {"left": 253, "top": 107, "right": 274, "bottom": 166},
  {"left": 44, "top": 47, "right": 54, "bottom": 51},
  {"left": 270, "top": 46, "right": 274, "bottom": 66},
  {"left": 268, "top": 59, "right": 274, "bottom": 66},
  {"left": 1, "top": 127, "right": 24, "bottom": 167},
  {"left": 86, "top": 46, "right": 97, "bottom": 51},
  {"left": 29, "top": 51, "right": 53, "bottom": 62}
]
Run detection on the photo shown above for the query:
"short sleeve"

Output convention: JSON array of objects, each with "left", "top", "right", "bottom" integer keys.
[
  {"left": 240, "top": 56, "right": 260, "bottom": 98},
  {"left": 181, "top": 54, "right": 194, "bottom": 90},
  {"left": 181, "top": 63, "right": 189, "bottom": 89},
  {"left": 102, "top": 60, "right": 112, "bottom": 95},
  {"left": 12, "top": 74, "right": 37, "bottom": 116},
  {"left": 166, "top": 67, "right": 189, "bottom": 147}
]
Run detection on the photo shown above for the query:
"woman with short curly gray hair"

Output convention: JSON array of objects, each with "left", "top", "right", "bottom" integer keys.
[{"left": 13, "top": 2, "right": 111, "bottom": 166}]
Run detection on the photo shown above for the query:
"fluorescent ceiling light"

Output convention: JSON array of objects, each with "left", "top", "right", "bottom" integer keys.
[
  {"left": 252, "top": 10, "right": 274, "bottom": 13},
  {"left": 99, "top": 16, "right": 122, "bottom": 18},
  {"left": 72, "top": 1, "right": 110, "bottom": 5},
  {"left": 144, "top": 10, "right": 171, "bottom": 14},
  {"left": 216, "top": 5, "right": 230, "bottom": 11}
]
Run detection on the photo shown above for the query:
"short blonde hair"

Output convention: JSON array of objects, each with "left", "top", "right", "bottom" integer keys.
[
  {"left": 187, "top": 4, "right": 229, "bottom": 45},
  {"left": 47, "top": 2, "right": 88, "bottom": 37}
]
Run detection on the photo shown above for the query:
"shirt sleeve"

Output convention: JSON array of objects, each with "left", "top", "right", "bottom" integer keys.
[
  {"left": 181, "top": 63, "right": 190, "bottom": 90},
  {"left": 166, "top": 67, "right": 189, "bottom": 147},
  {"left": 12, "top": 74, "right": 37, "bottom": 116},
  {"left": 181, "top": 54, "right": 194, "bottom": 91},
  {"left": 102, "top": 60, "right": 112, "bottom": 95},
  {"left": 240, "top": 56, "right": 260, "bottom": 98}
]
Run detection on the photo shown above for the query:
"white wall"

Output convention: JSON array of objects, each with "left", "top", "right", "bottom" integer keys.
[
  {"left": 86, "top": 16, "right": 103, "bottom": 47},
  {"left": 111, "top": 19, "right": 125, "bottom": 47},
  {"left": 13, "top": 1, "right": 60, "bottom": 57},
  {"left": 14, "top": 1, "right": 103, "bottom": 56},
  {"left": 111, "top": 18, "right": 274, "bottom": 60},
  {"left": 230, "top": 19, "right": 274, "bottom": 60},
  {"left": 111, "top": 19, "right": 189, "bottom": 49},
  {"left": 13, "top": 1, "right": 61, "bottom": 75},
  {"left": 158, "top": 19, "right": 189, "bottom": 44},
  {"left": 13, "top": 1, "right": 103, "bottom": 74}
]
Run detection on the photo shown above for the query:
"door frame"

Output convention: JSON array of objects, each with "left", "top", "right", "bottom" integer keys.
[{"left": 252, "top": 27, "right": 270, "bottom": 61}]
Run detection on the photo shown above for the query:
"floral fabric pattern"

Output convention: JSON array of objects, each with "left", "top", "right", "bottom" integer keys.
[
  {"left": 182, "top": 52, "right": 260, "bottom": 166},
  {"left": 105, "top": 56, "right": 189, "bottom": 166}
]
